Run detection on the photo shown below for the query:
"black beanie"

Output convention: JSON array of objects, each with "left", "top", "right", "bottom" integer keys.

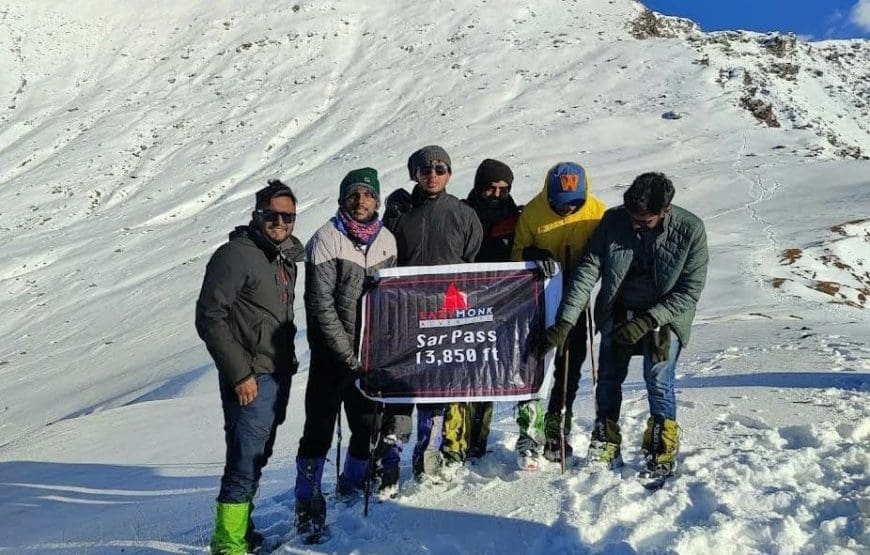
[{"left": 474, "top": 159, "right": 514, "bottom": 191}]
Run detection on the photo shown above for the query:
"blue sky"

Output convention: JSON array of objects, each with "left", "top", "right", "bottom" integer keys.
[{"left": 644, "top": 0, "right": 870, "bottom": 40}]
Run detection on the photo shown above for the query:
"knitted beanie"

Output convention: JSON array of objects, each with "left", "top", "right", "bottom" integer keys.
[
  {"left": 339, "top": 167, "right": 380, "bottom": 205},
  {"left": 474, "top": 158, "right": 514, "bottom": 191}
]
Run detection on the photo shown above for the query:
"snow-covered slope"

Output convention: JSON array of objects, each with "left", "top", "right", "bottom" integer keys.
[{"left": 0, "top": 1, "right": 867, "bottom": 553}]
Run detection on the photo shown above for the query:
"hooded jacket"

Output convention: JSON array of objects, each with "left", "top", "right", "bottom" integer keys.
[
  {"left": 195, "top": 224, "right": 305, "bottom": 386},
  {"left": 304, "top": 218, "right": 397, "bottom": 370},
  {"left": 558, "top": 205, "right": 708, "bottom": 346},
  {"left": 511, "top": 173, "right": 606, "bottom": 269}
]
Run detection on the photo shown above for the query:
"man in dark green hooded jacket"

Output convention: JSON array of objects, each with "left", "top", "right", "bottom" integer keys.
[{"left": 544, "top": 172, "right": 708, "bottom": 479}]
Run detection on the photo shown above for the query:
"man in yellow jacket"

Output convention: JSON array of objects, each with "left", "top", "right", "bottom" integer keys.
[{"left": 512, "top": 162, "right": 605, "bottom": 469}]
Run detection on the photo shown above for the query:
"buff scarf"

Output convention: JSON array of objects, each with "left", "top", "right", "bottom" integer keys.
[{"left": 336, "top": 210, "right": 382, "bottom": 246}]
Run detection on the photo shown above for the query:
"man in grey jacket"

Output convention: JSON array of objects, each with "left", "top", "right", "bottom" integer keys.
[
  {"left": 195, "top": 180, "right": 305, "bottom": 555},
  {"left": 293, "top": 168, "right": 397, "bottom": 539},
  {"left": 382, "top": 145, "right": 483, "bottom": 490},
  {"left": 545, "top": 172, "right": 708, "bottom": 480}
]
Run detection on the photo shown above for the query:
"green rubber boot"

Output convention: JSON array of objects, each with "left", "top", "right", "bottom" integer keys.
[{"left": 210, "top": 501, "right": 251, "bottom": 555}]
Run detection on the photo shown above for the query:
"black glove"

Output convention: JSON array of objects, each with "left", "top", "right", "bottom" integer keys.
[
  {"left": 523, "top": 246, "right": 559, "bottom": 278},
  {"left": 542, "top": 320, "right": 573, "bottom": 353},
  {"left": 522, "top": 246, "right": 555, "bottom": 262},
  {"left": 613, "top": 313, "right": 657, "bottom": 346},
  {"left": 339, "top": 358, "right": 363, "bottom": 389},
  {"left": 534, "top": 259, "right": 559, "bottom": 278},
  {"left": 363, "top": 274, "right": 379, "bottom": 292}
]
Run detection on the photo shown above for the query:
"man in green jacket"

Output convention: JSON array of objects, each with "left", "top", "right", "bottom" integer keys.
[{"left": 544, "top": 172, "right": 708, "bottom": 479}]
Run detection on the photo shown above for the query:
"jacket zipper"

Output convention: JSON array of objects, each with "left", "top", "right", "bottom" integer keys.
[{"left": 277, "top": 257, "right": 290, "bottom": 305}]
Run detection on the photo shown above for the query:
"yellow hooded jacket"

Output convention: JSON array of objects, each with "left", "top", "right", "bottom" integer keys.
[{"left": 511, "top": 168, "right": 606, "bottom": 269}]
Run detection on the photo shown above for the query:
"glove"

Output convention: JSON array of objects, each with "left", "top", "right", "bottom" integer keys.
[
  {"left": 347, "top": 359, "right": 363, "bottom": 379},
  {"left": 613, "top": 313, "right": 657, "bottom": 346},
  {"left": 340, "top": 359, "right": 363, "bottom": 389},
  {"left": 541, "top": 320, "right": 573, "bottom": 353},
  {"left": 523, "top": 246, "right": 559, "bottom": 278},
  {"left": 522, "top": 246, "right": 555, "bottom": 262},
  {"left": 363, "top": 274, "right": 379, "bottom": 292},
  {"left": 534, "top": 259, "right": 559, "bottom": 279}
]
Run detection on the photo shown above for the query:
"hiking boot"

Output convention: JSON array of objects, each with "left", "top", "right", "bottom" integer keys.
[
  {"left": 412, "top": 448, "right": 444, "bottom": 480},
  {"left": 515, "top": 433, "right": 541, "bottom": 471},
  {"left": 542, "top": 436, "right": 573, "bottom": 463},
  {"left": 294, "top": 496, "right": 326, "bottom": 536},
  {"left": 245, "top": 501, "right": 263, "bottom": 553},
  {"left": 642, "top": 415, "right": 680, "bottom": 474},
  {"left": 586, "top": 418, "right": 623, "bottom": 469},
  {"left": 439, "top": 454, "right": 463, "bottom": 482},
  {"left": 517, "top": 448, "right": 541, "bottom": 471},
  {"left": 586, "top": 440, "right": 623, "bottom": 469}
]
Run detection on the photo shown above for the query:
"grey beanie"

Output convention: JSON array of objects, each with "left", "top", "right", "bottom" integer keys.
[{"left": 407, "top": 145, "right": 452, "bottom": 180}]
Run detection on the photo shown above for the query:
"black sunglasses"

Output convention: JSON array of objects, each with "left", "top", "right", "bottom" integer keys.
[
  {"left": 257, "top": 209, "right": 297, "bottom": 224},
  {"left": 418, "top": 164, "right": 449, "bottom": 176}
]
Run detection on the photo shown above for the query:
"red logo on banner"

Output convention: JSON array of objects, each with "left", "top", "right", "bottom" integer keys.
[
  {"left": 441, "top": 282, "right": 468, "bottom": 312},
  {"left": 418, "top": 282, "right": 493, "bottom": 327}
]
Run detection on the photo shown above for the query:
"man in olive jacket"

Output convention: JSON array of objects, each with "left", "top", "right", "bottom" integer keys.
[
  {"left": 546, "top": 172, "right": 708, "bottom": 479},
  {"left": 195, "top": 180, "right": 305, "bottom": 555}
]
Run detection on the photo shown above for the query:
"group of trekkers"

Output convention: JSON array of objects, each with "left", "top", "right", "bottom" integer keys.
[{"left": 195, "top": 144, "right": 709, "bottom": 553}]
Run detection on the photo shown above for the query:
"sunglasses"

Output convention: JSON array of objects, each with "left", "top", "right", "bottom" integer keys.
[
  {"left": 257, "top": 209, "right": 297, "bottom": 224},
  {"left": 418, "top": 164, "right": 449, "bottom": 176}
]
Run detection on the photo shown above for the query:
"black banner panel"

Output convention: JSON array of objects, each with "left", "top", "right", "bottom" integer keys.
[{"left": 358, "top": 262, "right": 560, "bottom": 403}]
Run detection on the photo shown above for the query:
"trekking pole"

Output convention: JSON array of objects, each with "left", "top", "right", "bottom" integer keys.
[
  {"left": 559, "top": 245, "right": 571, "bottom": 474},
  {"left": 336, "top": 401, "right": 343, "bottom": 487},
  {"left": 587, "top": 306, "right": 597, "bottom": 414},
  {"left": 363, "top": 401, "right": 384, "bottom": 518}
]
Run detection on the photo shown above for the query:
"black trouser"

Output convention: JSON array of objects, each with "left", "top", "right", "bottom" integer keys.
[
  {"left": 545, "top": 311, "right": 588, "bottom": 425},
  {"left": 297, "top": 351, "right": 381, "bottom": 460}
]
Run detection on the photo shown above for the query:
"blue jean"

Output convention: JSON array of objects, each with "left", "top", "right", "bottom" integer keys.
[
  {"left": 596, "top": 323, "right": 681, "bottom": 421},
  {"left": 218, "top": 373, "right": 291, "bottom": 503}
]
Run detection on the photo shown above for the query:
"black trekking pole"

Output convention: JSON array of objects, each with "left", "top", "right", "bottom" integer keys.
[
  {"left": 363, "top": 401, "right": 384, "bottom": 518},
  {"left": 559, "top": 245, "right": 571, "bottom": 474},
  {"left": 587, "top": 306, "right": 597, "bottom": 414},
  {"left": 335, "top": 399, "right": 343, "bottom": 489}
]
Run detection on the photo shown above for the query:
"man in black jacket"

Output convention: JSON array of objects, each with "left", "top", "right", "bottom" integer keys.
[
  {"left": 382, "top": 145, "right": 483, "bottom": 490},
  {"left": 293, "top": 168, "right": 397, "bottom": 538},
  {"left": 195, "top": 180, "right": 304, "bottom": 555}
]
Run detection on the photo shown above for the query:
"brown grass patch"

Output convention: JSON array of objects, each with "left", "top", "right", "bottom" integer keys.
[
  {"left": 780, "top": 248, "right": 803, "bottom": 265},
  {"left": 813, "top": 281, "right": 841, "bottom": 296},
  {"left": 770, "top": 277, "right": 788, "bottom": 288},
  {"left": 830, "top": 218, "right": 870, "bottom": 236}
]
